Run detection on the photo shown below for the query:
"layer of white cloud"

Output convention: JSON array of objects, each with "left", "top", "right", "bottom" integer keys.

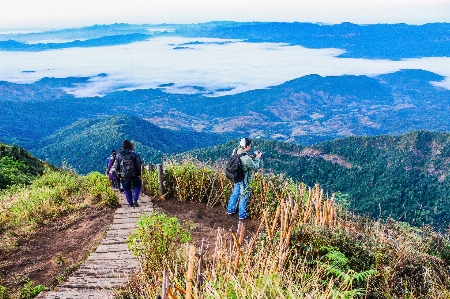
[{"left": 0, "top": 37, "right": 449, "bottom": 97}]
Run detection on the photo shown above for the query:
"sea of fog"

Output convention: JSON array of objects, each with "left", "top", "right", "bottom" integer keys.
[{"left": 0, "top": 36, "right": 449, "bottom": 97}]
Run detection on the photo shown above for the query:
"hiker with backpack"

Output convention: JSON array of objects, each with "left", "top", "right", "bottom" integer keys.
[
  {"left": 114, "top": 140, "right": 142, "bottom": 207},
  {"left": 225, "top": 137, "right": 262, "bottom": 220},
  {"left": 106, "top": 150, "right": 120, "bottom": 190}
]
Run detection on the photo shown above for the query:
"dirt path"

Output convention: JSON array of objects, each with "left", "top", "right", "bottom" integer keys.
[
  {"left": 0, "top": 204, "right": 117, "bottom": 297},
  {"left": 35, "top": 193, "right": 154, "bottom": 299},
  {"left": 1, "top": 190, "right": 260, "bottom": 298}
]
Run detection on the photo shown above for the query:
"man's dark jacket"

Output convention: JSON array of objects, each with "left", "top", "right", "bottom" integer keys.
[{"left": 113, "top": 149, "right": 142, "bottom": 179}]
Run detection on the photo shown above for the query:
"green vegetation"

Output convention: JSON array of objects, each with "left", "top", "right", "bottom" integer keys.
[
  {"left": 186, "top": 131, "right": 450, "bottom": 228},
  {"left": 31, "top": 115, "right": 228, "bottom": 174},
  {"left": 127, "top": 212, "right": 193, "bottom": 272},
  {"left": 0, "top": 286, "right": 8, "bottom": 299},
  {"left": 0, "top": 143, "right": 49, "bottom": 190},
  {"left": 0, "top": 167, "right": 118, "bottom": 251},
  {"left": 0, "top": 149, "right": 119, "bottom": 298},
  {"left": 121, "top": 159, "right": 450, "bottom": 298},
  {"left": 18, "top": 280, "right": 47, "bottom": 299}
]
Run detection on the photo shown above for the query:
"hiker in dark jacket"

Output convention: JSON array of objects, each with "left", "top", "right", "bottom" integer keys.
[
  {"left": 227, "top": 138, "right": 262, "bottom": 220},
  {"left": 114, "top": 140, "right": 142, "bottom": 207},
  {"left": 106, "top": 150, "right": 120, "bottom": 189}
]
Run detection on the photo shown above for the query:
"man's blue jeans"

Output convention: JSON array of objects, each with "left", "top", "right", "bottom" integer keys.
[
  {"left": 227, "top": 181, "right": 250, "bottom": 219},
  {"left": 122, "top": 177, "right": 142, "bottom": 206}
]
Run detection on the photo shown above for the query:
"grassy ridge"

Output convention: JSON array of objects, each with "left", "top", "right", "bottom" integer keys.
[
  {"left": 0, "top": 167, "right": 119, "bottom": 298},
  {"left": 123, "top": 158, "right": 450, "bottom": 298},
  {"left": 184, "top": 131, "right": 450, "bottom": 228},
  {"left": 0, "top": 140, "right": 120, "bottom": 299},
  {"left": 0, "top": 168, "right": 118, "bottom": 252}
]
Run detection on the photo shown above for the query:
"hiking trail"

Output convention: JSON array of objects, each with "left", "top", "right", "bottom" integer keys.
[{"left": 36, "top": 193, "right": 153, "bottom": 299}]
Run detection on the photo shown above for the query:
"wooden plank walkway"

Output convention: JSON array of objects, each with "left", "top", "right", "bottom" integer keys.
[{"left": 36, "top": 193, "right": 153, "bottom": 299}]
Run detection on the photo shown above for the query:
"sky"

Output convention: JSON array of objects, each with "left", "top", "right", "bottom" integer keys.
[{"left": 1, "top": 0, "right": 449, "bottom": 31}]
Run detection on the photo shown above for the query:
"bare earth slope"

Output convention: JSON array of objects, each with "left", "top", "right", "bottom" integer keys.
[{"left": 0, "top": 192, "right": 259, "bottom": 297}]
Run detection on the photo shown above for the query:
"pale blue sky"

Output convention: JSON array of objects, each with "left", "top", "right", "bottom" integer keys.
[{"left": 1, "top": 0, "right": 449, "bottom": 31}]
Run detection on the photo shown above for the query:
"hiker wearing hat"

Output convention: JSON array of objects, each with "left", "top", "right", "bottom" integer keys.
[
  {"left": 114, "top": 140, "right": 142, "bottom": 207},
  {"left": 226, "top": 137, "right": 262, "bottom": 220}
]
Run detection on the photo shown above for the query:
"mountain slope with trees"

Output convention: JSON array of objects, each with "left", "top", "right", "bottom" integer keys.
[
  {"left": 186, "top": 130, "right": 450, "bottom": 228},
  {"left": 1, "top": 69, "right": 449, "bottom": 149},
  {"left": 0, "top": 143, "right": 50, "bottom": 189},
  {"left": 33, "top": 115, "right": 229, "bottom": 174}
]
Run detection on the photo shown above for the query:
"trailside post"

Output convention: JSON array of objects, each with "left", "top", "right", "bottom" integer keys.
[
  {"left": 161, "top": 270, "right": 169, "bottom": 299},
  {"left": 157, "top": 164, "right": 164, "bottom": 195}
]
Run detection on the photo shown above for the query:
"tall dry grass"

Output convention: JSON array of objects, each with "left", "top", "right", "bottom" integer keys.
[{"left": 126, "top": 158, "right": 450, "bottom": 299}]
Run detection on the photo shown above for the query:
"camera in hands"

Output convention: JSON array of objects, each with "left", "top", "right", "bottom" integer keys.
[{"left": 251, "top": 150, "right": 262, "bottom": 158}]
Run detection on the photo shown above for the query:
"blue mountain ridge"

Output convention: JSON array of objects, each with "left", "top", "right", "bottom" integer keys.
[
  {"left": 0, "top": 69, "right": 449, "bottom": 151},
  {"left": 0, "top": 22, "right": 448, "bottom": 59}
]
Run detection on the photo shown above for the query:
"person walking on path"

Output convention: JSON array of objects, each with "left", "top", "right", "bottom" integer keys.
[
  {"left": 114, "top": 140, "right": 142, "bottom": 207},
  {"left": 227, "top": 137, "right": 262, "bottom": 220},
  {"left": 106, "top": 150, "right": 120, "bottom": 190}
]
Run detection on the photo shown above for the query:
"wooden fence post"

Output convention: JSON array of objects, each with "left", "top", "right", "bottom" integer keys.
[
  {"left": 157, "top": 164, "right": 164, "bottom": 196},
  {"left": 186, "top": 245, "right": 196, "bottom": 299},
  {"left": 146, "top": 164, "right": 155, "bottom": 172},
  {"left": 161, "top": 270, "right": 169, "bottom": 299},
  {"left": 196, "top": 238, "right": 206, "bottom": 292}
]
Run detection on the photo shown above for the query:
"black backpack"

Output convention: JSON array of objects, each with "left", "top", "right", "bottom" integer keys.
[
  {"left": 225, "top": 149, "right": 247, "bottom": 183},
  {"left": 120, "top": 152, "right": 136, "bottom": 179}
]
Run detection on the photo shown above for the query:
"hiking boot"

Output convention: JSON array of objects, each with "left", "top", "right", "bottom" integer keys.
[{"left": 133, "top": 200, "right": 139, "bottom": 207}]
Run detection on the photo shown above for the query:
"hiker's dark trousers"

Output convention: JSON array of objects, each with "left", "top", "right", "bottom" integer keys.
[{"left": 122, "top": 176, "right": 142, "bottom": 206}]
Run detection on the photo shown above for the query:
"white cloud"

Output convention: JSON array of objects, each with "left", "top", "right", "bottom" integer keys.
[{"left": 1, "top": 37, "right": 449, "bottom": 97}]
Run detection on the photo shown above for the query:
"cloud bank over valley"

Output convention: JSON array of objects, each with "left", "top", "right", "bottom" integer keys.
[{"left": 1, "top": 36, "right": 449, "bottom": 98}]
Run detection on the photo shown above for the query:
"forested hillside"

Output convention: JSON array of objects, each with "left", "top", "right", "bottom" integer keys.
[
  {"left": 1, "top": 69, "right": 449, "bottom": 150},
  {"left": 186, "top": 130, "right": 450, "bottom": 228},
  {"left": 0, "top": 143, "right": 49, "bottom": 189},
  {"left": 33, "top": 115, "right": 229, "bottom": 174}
]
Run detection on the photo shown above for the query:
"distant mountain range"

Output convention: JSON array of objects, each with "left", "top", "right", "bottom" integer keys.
[
  {"left": 5, "top": 126, "right": 449, "bottom": 229},
  {"left": 1, "top": 69, "right": 449, "bottom": 150},
  {"left": 1, "top": 22, "right": 449, "bottom": 60}
]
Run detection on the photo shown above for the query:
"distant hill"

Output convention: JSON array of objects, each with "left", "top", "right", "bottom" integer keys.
[
  {"left": 33, "top": 115, "right": 229, "bottom": 174},
  {"left": 186, "top": 130, "right": 450, "bottom": 228},
  {"left": 187, "top": 22, "right": 450, "bottom": 60},
  {"left": 0, "top": 143, "right": 49, "bottom": 189},
  {"left": 1, "top": 69, "right": 449, "bottom": 150},
  {"left": 0, "top": 33, "right": 150, "bottom": 51},
  {"left": 2, "top": 22, "right": 449, "bottom": 59}
]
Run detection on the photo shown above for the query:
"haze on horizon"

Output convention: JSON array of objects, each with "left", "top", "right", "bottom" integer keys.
[{"left": 1, "top": 0, "right": 449, "bottom": 31}]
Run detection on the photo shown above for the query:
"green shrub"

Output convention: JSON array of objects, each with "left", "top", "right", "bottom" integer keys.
[
  {"left": 19, "top": 280, "right": 47, "bottom": 299},
  {"left": 0, "top": 286, "right": 9, "bottom": 299},
  {"left": 82, "top": 172, "right": 119, "bottom": 206},
  {"left": 127, "top": 211, "right": 193, "bottom": 272},
  {"left": 141, "top": 168, "right": 159, "bottom": 196}
]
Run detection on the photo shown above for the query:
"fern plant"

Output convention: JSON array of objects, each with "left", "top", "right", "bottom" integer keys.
[{"left": 320, "top": 246, "right": 379, "bottom": 298}]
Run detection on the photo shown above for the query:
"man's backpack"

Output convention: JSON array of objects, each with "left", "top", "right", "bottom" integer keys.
[
  {"left": 120, "top": 152, "right": 136, "bottom": 179},
  {"left": 225, "top": 150, "right": 247, "bottom": 183}
]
